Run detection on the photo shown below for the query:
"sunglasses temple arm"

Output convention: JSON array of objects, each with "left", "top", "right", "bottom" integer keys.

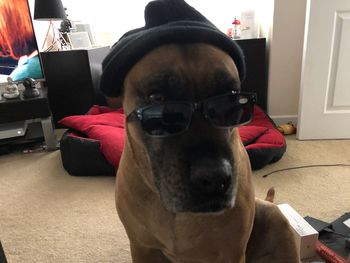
[{"left": 126, "top": 111, "right": 139, "bottom": 122}]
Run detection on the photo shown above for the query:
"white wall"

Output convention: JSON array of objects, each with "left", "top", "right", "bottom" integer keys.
[
  {"left": 29, "top": 0, "right": 271, "bottom": 48},
  {"left": 268, "top": 0, "right": 307, "bottom": 120},
  {"left": 60, "top": 0, "right": 269, "bottom": 45}
]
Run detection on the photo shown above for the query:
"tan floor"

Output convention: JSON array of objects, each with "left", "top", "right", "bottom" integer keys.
[
  {"left": 253, "top": 136, "right": 350, "bottom": 223},
  {"left": 0, "top": 134, "right": 349, "bottom": 262}
]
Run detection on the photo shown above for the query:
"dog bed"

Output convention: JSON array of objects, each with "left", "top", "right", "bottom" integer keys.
[
  {"left": 59, "top": 105, "right": 286, "bottom": 175},
  {"left": 239, "top": 105, "right": 286, "bottom": 170},
  {"left": 59, "top": 106, "right": 125, "bottom": 176}
]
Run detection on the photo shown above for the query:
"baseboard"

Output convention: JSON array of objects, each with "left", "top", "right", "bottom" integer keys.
[{"left": 270, "top": 115, "right": 298, "bottom": 126}]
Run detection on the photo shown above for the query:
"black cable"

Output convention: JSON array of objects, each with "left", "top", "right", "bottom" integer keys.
[{"left": 262, "top": 164, "right": 350, "bottom": 178}]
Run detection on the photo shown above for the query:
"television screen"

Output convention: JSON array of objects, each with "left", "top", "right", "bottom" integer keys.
[{"left": 0, "top": 0, "right": 44, "bottom": 84}]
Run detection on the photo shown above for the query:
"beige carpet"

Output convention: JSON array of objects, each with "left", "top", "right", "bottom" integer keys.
[{"left": 0, "top": 134, "right": 350, "bottom": 262}]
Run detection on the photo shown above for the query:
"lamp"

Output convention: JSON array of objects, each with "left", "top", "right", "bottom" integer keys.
[
  {"left": 34, "top": 0, "right": 70, "bottom": 51},
  {"left": 34, "top": 0, "right": 67, "bottom": 20}
]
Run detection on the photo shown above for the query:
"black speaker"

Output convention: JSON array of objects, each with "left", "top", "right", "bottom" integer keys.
[
  {"left": 235, "top": 38, "right": 267, "bottom": 111},
  {"left": 40, "top": 46, "right": 110, "bottom": 126}
]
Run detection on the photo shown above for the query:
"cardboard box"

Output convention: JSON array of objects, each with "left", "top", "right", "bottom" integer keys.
[{"left": 278, "top": 204, "right": 319, "bottom": 260}]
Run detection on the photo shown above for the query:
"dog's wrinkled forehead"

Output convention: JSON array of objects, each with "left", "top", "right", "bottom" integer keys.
[{"left": 100, "top": 0, "right": 246, "bottom": 98}]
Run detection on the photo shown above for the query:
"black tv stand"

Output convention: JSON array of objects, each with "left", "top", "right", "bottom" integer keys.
[{"left": 0, "top": 86, "right": 57, "bottom": 150}]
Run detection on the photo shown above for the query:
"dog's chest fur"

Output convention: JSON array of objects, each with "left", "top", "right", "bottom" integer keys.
[{"left": 166, "top": 207, "right": 252, "bottom": 262}]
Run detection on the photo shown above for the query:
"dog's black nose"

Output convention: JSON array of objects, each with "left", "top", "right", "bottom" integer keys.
[{"left": 190, "top": 159, "right": 232, "bottom": 196}]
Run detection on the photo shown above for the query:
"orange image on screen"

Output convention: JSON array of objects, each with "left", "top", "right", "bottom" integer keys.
[{"left": 0, "top": 0, "right": 37, "bottom": 61}]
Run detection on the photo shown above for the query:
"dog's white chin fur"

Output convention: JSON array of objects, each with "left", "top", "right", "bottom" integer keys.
[
  {"left": 229, "top": 177, "right": 239, "bottom": 207},
  {"left": 209, "top": 186, "right": 239, "bottom": 216},
  {"left": 172, "top": 186, "right": 239, "bottom": 216}
]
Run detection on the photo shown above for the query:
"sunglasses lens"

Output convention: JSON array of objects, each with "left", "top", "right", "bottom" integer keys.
[
  {"left": 141, "top": 103, "right": 192, "bottom": 136},
  {"left": 206, "top": 94, "right": 253, "bottom": 127}
]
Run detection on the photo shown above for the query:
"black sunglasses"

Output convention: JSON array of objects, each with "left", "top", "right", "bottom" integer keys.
[{"left": 127, "top": 91, "right": 256, "bottom": 137}]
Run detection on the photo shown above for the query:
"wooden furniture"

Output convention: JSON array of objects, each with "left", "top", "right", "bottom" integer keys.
[{"left": 40, "top": 46, "right": 110, "bottom": 126}]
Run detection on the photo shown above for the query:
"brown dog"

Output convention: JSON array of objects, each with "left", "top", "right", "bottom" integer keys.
[{"left": 115, "top": 43, "right": 299, "bottom": 262}]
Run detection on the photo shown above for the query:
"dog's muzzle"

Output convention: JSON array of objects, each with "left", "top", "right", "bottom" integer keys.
[
  {"left": 186, "top": 154, "right": 236, "bottom": 213},
  {"left": 190, "top": 158, "right": 232, "bottom": 196}
]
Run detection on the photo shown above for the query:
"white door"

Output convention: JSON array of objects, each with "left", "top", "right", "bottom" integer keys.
[{"left": 298, "top": 0, "right": 350, "bottom": 140}]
